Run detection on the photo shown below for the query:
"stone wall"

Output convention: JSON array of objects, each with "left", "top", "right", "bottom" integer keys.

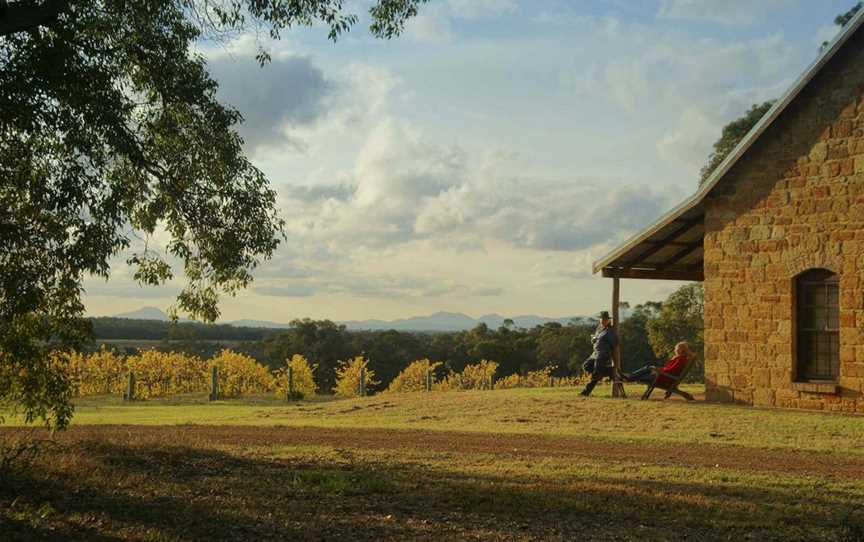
[{"left": 703, "top": 28, "right": 864, "bottom": 412}]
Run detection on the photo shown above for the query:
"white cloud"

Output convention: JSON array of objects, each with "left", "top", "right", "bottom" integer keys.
[
  {"left": 447, "top": 0, "right": 517, "bottom": 19},
  {"left": 404, "top": 0, "right": 517, "bottom": 42},
  {"left": 278, "top": 119, "right": 683, "bottom": 256},
  {"left": 566, "top": 16, "right": 799, "bottom": 178},
  {"left": 656, "top": 107, "right": 719, "bottom": 171},
  {"left": 405, "top": 4, "right": 454, "bottom": 43},
  {"left": 657, "top": 0, "right": 801, "bottom": 26}
]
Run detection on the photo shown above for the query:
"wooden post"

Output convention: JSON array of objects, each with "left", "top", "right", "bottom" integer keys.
[
  {"left": 209, "top": 366, "right": 218, "bottom": 401},
  {"left": 611, "top": 277, "right": 626, "bottom": 398},
  {"left": 124, "top": 372, "right": 135, "bottom": 402},
  {"left": 359, "top": 366, "right": 366, "bottom": 397},
  {"left": 425, "top": 368, "right": 432, "bottom": 391},
  {"left": 287, "top": 366, "right": 294, "bottom": 401}
]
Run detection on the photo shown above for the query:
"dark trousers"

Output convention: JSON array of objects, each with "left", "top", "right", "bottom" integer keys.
[
  {"left": 580, "top": 358, "right": 612, "bottom": 396},
  {"left": 627, "top": 363, "right": 658, "bottom": 384}
]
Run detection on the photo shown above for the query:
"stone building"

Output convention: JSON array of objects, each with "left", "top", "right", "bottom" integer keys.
[{"left": 593, "top": 11, "right": 864, "bottom": 412}]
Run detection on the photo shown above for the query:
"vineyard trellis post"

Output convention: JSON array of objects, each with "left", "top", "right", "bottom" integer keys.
[
  {"left": 210, "top": 366, "right": 218, "bottom": 401},
  {"left": 123, "top": 372, "right": 135, "bottom": 401},
  {"left": 425, "top": 368, "right": 432, "bottom": 391},
  {"left": 359, "top": 366, "right": 367, "bottom": 397}
]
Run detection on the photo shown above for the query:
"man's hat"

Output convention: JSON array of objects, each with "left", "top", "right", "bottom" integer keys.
[{"left": 598, "top": 310, "right": 611, "bottom": 320}]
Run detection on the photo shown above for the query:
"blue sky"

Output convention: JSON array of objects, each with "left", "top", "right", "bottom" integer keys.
[{"left": 84, "top": 0, "right": 860, "bottom": 321}]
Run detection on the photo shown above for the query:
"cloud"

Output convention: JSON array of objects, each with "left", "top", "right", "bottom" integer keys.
[
  {"left": 447, "top": 0, "right": 517, "bottom": 19},
  {"left": 83, "top": 281, "right": 182, "bottom": 299},
  {"left": 404, "top": 4, "right": 454, "bottom": 43},
  {"left": 252, "top": 274, "right": 503, "bottom": 300},
  {"left": 252, "top": 284, "right": 316, "bottom": 297},
  {"left": 278, "top": 119, "right": 683, "bottom": 255},
  {"left": 657, "top": 0, "right": 800, "bottom": 26},
  {"left": 404, "top": 0, "right": 517, "bottom": 42},
  {"left": 208, "top": 54, "right": 333, "bottom": 154},
  {"left": 564, "top": 16, "right": 799, "bottom": 177}
]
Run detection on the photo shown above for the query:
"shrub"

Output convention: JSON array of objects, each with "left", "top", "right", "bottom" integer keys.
[
  {"left": 273, "top": 354, "right": 317, "bottom": 400},
  {"left": 64, "top": 347, "right": 126, "bottom": 396},
  {"left": 333, "top": 356, "right": 378, "bottom": 398},
  {"left": 434, "top": 360, "right": 498, "bottom": 391},
  {"left": 126, "top": 350, "right": 177, "bottom": 399},
  {"left": 386, "top": 359, "right": 441, "bottom": 393},
  {"left": 494, "top": 366, "right": 556, "bottom": 389},
  {"left": 209, "top": 349, "right": 273, "bottom": 398}
]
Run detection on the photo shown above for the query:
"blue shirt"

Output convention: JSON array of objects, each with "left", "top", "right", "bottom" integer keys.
[{"left": 592, "top": 325, "right": 618, "bottom": 363}]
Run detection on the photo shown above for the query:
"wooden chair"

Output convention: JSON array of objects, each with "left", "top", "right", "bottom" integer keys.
[{"left": 640, "top": 357, "right": 696, "bottom": 401}]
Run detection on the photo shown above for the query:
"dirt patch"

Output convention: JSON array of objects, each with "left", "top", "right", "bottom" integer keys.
[{"left": 8, "top": 425, "right": 862, "bottom": 479}]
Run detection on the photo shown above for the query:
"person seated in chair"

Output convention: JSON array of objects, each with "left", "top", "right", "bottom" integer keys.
[{"left": 622, "top": 341, "right": 692, "bottom": 385}]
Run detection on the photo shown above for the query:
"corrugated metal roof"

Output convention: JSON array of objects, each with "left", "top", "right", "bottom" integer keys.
[{"left": 592, "top": 7, "right": 864, "bottom": 280}]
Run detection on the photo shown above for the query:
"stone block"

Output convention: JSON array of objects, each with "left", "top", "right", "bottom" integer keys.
[
  {"left": 753, "top": 388, "right": 776, "bottom": 406},
  {"left": 799, "top": 399, "right": 825, "bottom": 411}
]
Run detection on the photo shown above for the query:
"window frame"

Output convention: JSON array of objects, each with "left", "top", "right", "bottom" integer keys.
[{"left": 793, "top": 268, "right": 840, "bottom": 383}]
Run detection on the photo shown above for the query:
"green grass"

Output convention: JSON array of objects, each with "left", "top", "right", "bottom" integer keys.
[
  {"left": 61, "top": 385, "right": 864, "bottom": 455},
  {"left": 2, "top": 385, "right": 863, "bottom": 541}
]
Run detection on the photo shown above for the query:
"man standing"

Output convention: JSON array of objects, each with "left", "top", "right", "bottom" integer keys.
[{"left": 580, "top": 311, "right": 618, "bottom": 397}]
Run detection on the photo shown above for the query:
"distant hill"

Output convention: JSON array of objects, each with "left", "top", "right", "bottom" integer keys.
[
  {"left": 228, "top": 319, "right": 292, "bottom": 329},
  {"left": 339, "top": 311, "right": 587, "bottom": 331},
  {"left": 114, "top": 306, "right": 171, "bottom": 321},
  {"left": 107, "top": 308, "right": 626, "bottom": 333}
]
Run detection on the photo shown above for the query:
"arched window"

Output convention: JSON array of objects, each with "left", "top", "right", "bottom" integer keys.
[{"left": 795, "top": 269, "right": 839, "bottom": 381}]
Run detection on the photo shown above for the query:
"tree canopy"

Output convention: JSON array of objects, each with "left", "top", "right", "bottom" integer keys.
[
  {"left": 702, "top": 2, "right": 864, "bottom": 188},
  {"left": 698, "top": 101, "right": 774, "bottom": 186},
  {"left": 0, "top": 0, "right": 426, "bottom": 428}
]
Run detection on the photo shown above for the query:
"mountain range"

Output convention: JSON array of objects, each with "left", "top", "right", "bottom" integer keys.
[{"left": 112, "top": 307, "right": 601, "bottom": 331}]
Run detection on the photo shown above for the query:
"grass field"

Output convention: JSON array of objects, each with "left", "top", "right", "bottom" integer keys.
[{"left": 2, "top": 385, "right": 863, "bottom": 541}]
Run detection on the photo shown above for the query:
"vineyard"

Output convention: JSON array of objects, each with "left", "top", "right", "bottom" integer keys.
[
  {"left": 61, "top": 348, "right": 315, "bottom": 400},
  {"left": 56, "top": 349, "right": 586, "bottom": 402}
]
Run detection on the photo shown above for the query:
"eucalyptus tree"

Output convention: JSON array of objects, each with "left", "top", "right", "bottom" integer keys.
[{"left": 0, "top": 0, "right": 426, "bottom": 427}]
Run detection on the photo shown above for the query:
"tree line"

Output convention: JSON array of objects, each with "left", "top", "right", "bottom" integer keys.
[{"left": 88, "top": 284, "right": 704, "bottom": 394}]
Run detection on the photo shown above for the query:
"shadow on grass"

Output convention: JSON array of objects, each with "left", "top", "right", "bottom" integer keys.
[{"left": 1, "top": 438, "right": 862, "bottom": 542}]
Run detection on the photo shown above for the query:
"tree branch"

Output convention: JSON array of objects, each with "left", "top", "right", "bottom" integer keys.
[{"left": 0, "top": 0, "right": 70, "bottom": 37}]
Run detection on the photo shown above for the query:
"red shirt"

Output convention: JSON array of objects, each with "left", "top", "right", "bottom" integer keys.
[{"left": 656, "top": 354, "right": 688, "bottom": 387}]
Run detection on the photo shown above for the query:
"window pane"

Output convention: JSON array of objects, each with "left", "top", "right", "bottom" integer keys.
[
  {"left": 812, "top": 310, "right": 827, "bottom": 330},
  {"left": 828, "top": 284, "right": 839, "bottom": 307},
  {"left": 828, "top": 308, "right": 839, "bottom": 330},
  {"left": 806, "top": 285, "right": 826, "bottom": 307}
]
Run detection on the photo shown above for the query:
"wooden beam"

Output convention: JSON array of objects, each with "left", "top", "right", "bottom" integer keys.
[
  {"left": 642, "top": 240, "right": 702, "bottom": 248},
  {"left": 611, "top": 278, "right": 626, "bottom": 398},
  {"left": 658, "top": 241, "right": 703, "bottom": 270},
  {"left": 602, "top": 267, "right": 704, "bottom": 281},
  {"left": 622, "top": 216, "right": 704, "bottom": 266}
]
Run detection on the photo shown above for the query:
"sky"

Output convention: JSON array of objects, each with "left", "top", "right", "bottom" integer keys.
[{"left": 83, "top": 0, "right": 858, "bottom": 322}]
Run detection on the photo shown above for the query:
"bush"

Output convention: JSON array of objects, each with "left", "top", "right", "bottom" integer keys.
[
  {"left": 333, "top": 356, "right": 378, "bottom": 398},
  {"left": 126, "top": 350, "right": 180, "bottom": 399},
  {"left": 273, "top": 354, "right": 317, "bottom": 399},
  {"left": 64, "top": 347, "right": 126, "bottom": 396},
  {"left": 209, "top": 349, "right": 274, "bottom": 398},
  {"left": 386, "top": 359, "right": 441, "bottom": 393},
  {"left": 494, "top": 366, "right": 556, "bottom": 389},
  {"left": 434, "top": 360, "right": 498, "bottom": 391}
]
